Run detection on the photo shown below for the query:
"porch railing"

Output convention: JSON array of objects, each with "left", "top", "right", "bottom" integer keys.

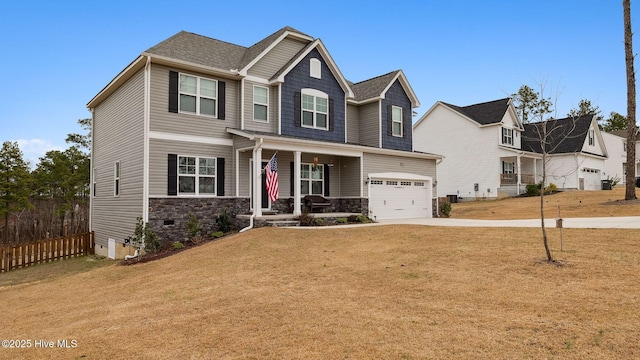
[{"left": 500, "top": 173, "right": 536, "bottom": 185}]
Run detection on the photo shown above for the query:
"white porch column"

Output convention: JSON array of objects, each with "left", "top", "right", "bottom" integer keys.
[
  {"left": 516, "top": 154, "right": 522, "bottom": 194},
  {"left": 293, "top": 151, "right": 301, "bottom": 216},
  {"left": 254, "top": 147, "right": 263, "bottom": 217},
  {"left": 533, "top": 158, "right": 538, "bottom": 184}
]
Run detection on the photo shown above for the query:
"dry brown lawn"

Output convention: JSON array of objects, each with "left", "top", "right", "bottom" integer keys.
[
  {"left": 2, "top": 225, "right": 639, "bottom": 359},
  {"left": 452, "top": 187, "right": 640, "bottom": 219}
]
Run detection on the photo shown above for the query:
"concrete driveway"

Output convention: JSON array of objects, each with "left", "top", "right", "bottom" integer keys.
[{"left": 377, "top": 216, "right": 640, "bottom": 229}]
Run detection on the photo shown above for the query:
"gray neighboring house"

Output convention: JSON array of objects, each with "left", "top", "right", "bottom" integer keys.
[{"left": 87, "top": 27, "right": 441, "bottom": 259}]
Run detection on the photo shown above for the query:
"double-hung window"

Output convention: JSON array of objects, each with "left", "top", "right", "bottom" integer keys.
[
  {"left": 300, "top": 163, "right": 324, "bottom": 195},
  {"left": 502, "top": 127, "right": 514, "bottom": 146},
  {"left": 301, "top": 89, "right": 328, "bottom": 130},
  {"left": 179, "top": 74, "right": 217, "bottom": 117},
  {"left": 178, "top": 156, "right": 216, "bottom": 195},
  {"left": 253, "top": 86, "right": 268, "bottom": 122},
  {"left": 503, "top": 161, "right": 515, "bottom": 174},
  {"left": 392, "top": 106, "right": 403, "bottom": 137},
  {"left": 588, "top": 129, "right": 595, "bottom": 146}
]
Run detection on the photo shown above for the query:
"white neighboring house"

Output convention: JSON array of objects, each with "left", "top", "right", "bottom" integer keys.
[
  {"left": 413, "top": 98, "right": 542, "bottom": 200},
  {"left": 602, "top": 129, "right": 640, "bottom": 184},
  {"left": 414, "top": 97, "right": 609, "bottom": 201},
  {"left": 522, "top": 115, "right": 607, "bottom": 191}
]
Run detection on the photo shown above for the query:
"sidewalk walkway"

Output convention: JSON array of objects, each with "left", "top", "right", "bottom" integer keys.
[{"left": 377, "top": 216, "right": 640, "bottom": 229}]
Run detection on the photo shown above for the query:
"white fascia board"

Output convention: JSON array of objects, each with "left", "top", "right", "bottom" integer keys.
[
  {"left": 239, "top": 31, "right": 314, "bottom": 76},
  {"left": 379, "top": 70, "right": 420, "bottom": 108},
  {"left": 273, "top": 39, "right": 354, "bottom": 98},
  {"left": 227, "top": 128, "right": 442, "bottom": 160},
  {"left": 87, "top": 55, "right": 146, "bottom": 109},
  {"left": 142, "top": 53, "right": 241, "bottom": 79},
  {"left": 368, "top": 172, "right": 433, "bottom": 181},
  {"left": 149, "top": 131, "right": 233, "bottom": 146}
]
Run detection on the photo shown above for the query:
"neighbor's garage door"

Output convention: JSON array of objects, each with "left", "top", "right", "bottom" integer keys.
[
  {"left": 369, "top": 177, "right": 431, "bottom": 220},
  {"left": 583, "top": 168, "right": 601, "bottom": 190}
]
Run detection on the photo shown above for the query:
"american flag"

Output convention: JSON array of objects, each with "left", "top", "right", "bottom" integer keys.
[{"left": 265, "top": 154, "right": 279, "bottom": 202}]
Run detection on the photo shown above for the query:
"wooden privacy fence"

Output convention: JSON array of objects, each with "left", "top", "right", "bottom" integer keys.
[{"left": 0, "top": 232, "right": 95, "bottom": 273}]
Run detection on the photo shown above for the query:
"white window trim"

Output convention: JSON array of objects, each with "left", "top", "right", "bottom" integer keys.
[
  {"left": 502, "top": 127, "right": 514, "bottom": 146},
  {"left": 391, "top": 106, "right": 403, "bottom": 137},
  {"left": 253, "top": 85, "right": 269, "bottom": 122},
  {"left": 301, "top": 88, "right": 329, "bottom": 131},
  {"left": 179, "top": 73, "right": 217, "bottom": 118},
  {"left": 310, "top": 58, "right": 321, "bottom": 79},
  {"left": 178, "top": 155, "right": 217, "bottom": 196},
  {"left": 503, "top": 161, "right": 515, "bottom": 174},
  {"left": 588, "top": 129, "right": 595, "bottom": 146},
  {"left": 300, "top": 163, "right": 324, "bottom": 195},
  {"left": 114, "top": 162, "right": 120, "bottom": 197}
]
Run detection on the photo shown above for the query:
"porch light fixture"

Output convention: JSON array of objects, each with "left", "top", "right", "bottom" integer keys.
[{"left": 313, "top": 156, "right": 319, "bottom": 167}]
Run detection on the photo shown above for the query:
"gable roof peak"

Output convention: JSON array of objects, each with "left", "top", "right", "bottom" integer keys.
[{"left": 441, "top": 97, "right": 511, "bottom": 125}]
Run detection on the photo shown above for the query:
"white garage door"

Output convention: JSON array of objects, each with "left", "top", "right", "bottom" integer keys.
[
  {"left": 583, "top": 168, "right": 601, "bottom": 191},
  {"left": 368, "top": 174, "right": 432, "bottom": 220}
]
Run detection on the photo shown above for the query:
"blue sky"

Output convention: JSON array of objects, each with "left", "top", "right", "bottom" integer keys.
[{"left": 0, "top": 0, "right": 635, "bottom": 166}]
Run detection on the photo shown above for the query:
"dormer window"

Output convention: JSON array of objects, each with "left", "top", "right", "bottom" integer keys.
[
  {"left": 502, "top": 127, "right": 513, "bottom": 146},
  {"left": 310, "top": 58, "right": 321, "bottom": 79},
  {"left": 588, "top": 129, "right": 595, "bottom": 146}
]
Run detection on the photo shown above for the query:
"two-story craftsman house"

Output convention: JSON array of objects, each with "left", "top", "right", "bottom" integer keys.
[{"left": 87, "top": 27, "right": 441, "bottom": 258}]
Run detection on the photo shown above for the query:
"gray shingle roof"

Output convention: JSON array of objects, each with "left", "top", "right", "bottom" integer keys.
[
  {"left": 144, "top": 31, "right": 247, "bottom": 71},
  {"left": 144, "top": 27, "right": 404, "bottom": 101},
  {"left": 522, "top": 115, "right": 595, "bottom": 154},
  {"left": 442, "top": 98, "right": 510, "bottom": 125},
  {"left": 350, "top": 71, "right": 400, "bottom": 102}
]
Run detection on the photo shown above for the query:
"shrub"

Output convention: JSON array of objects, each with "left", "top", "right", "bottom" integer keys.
[
  {"left": 211, "top": 231, "right": 224, "bottom": 239},
  {"left": 440, "top": 200, "right": 452, "bottom": 217},
  {"left": 545, "top": 182, "right": 558, "bottom": 194},
  {"left": 297, "top": 211, "right": 316, "bottom": 226},
  {"left": 131, "top": 217, "right": 160, "bottom": 253},
  {"left": 336, "top": 217, "right": 348, "bottom": 224},
  {"left": 315, "top": 218, "right": 324, "bottom": 226},
  {"left": 347, "top": 215, "right": 359, "bottom": 223},
  {"left": 186, "top": 214, "right": 202, "bottom": 243},
  {"left": 608, "top": 175, "right": 621, "bottom": 187},
  {"left": 172, "top": 241, "right": 185, "bottom": 250},
  {"left": 216, "top": 210, "right": 233, "bottom": 233},
  {"left": 526, "top": 183, "right": 541, "bottom": 196},
  {"left": 356, "top": 215, "right": 374, "bottom": 223}
]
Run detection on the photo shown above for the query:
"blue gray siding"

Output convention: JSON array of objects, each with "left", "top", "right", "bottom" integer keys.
[
  {"left": 381, "top": 80, "right": 412, "bottom": 151},
  {"left": 281, "top": 49, "right": 346, "bottom": 143}
]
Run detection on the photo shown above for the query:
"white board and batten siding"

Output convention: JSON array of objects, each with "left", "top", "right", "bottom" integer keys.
[{"left": 91, "top": 69, "right": 146, "bottom": 249}]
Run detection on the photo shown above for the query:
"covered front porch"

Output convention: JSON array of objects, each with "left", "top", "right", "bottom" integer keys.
[
  {"left": 231, "top": 129, "right": 368, "bottom": 218},
  {"left": 498, "top": 152, "right": 543, "bottom": 196}
]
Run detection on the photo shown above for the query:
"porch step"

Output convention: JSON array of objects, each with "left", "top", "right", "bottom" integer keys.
[{"left": 267, "top": 220, "right": 300, "bottom": 227}]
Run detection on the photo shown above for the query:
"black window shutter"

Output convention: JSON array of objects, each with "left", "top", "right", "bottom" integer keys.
[
  {"left": 387, "top": 105, "right": 393, "bottom": 136},
  {"left": 217, "top": 158, "right": 225, "bottom": 196},
  {"left": 290, "top": 162, "right": 295, "bottom": 196},
  {"left": 168, "top": 154, "right": 177, "bottom": 195},
  {"left": 402, "top": 105, "right": 410, "bottom": 138},
  {"left": 328, "top": 98, "right": 334, "bottom": 132},
  {"left": 169, "top": 71, "right": 178, "bottom": 113},
  {"left": 294, "top": 92, "right": 301, "bottom": 127},
  {"left": 218, "top": 81, "right": 226, "bottom": 120},
  {"left": 324, "top": 164, "right": 330, "bottom": 196}
]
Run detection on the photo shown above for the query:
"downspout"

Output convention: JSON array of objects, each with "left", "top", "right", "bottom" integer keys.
[{"left": 240, "top": 138, "right": 264, "bottom": 232}]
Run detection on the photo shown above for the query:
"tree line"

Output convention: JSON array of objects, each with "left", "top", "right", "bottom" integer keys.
[{"left": 0, "top": 119, "right": 91, "bottom": 245}]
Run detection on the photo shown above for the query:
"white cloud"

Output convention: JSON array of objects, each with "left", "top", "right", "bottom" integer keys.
[{"left": 13, "top": 138, "right": 66, "bottom": 169}]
